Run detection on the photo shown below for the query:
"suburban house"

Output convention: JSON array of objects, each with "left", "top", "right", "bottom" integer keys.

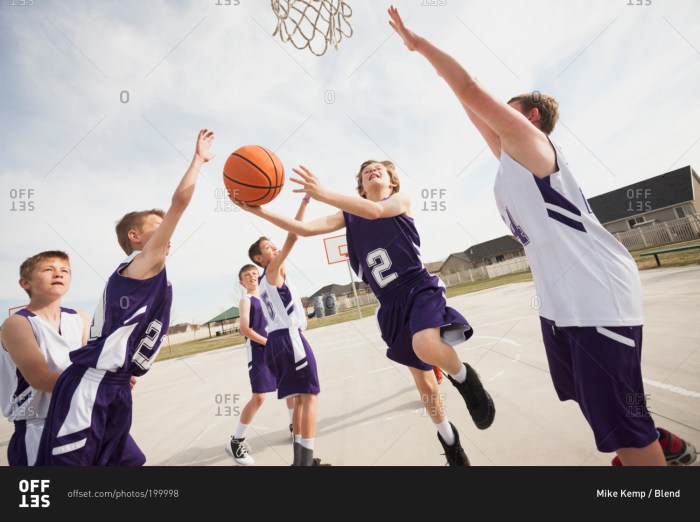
[
  {"left": 588, "top": 165, "right": 700, "bottom": 234},
  {"left": 439, "top": 235, "right": 524, "bottom": 275}
]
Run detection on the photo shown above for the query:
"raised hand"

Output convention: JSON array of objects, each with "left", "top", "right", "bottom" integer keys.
[
  {"left": 195, "top": 128, "right": 215, "bottom": 163},
  {"left": 290, "top": 165, "right": 327, "bottom": 201},
  {"left": 388, "top": 6, "right": 420, "bottom": 52},
  {"left": 228, "top": 194, "right": 263, "bottom": 214}
]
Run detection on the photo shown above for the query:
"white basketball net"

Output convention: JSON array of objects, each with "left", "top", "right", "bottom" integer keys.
[{"left": 271, "top": 0, "right": 353, "bottom": 56}]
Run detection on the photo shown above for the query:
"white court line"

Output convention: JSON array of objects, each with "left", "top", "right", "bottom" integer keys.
[
  {"left": 486, "top": 371, "right": 505, "bottom": 382},
  {"left": 643, "top": 378, "right": 700, "bottom": 399},
  {"left": 322, "top": 375, "right": 355, "bottom": 386}
]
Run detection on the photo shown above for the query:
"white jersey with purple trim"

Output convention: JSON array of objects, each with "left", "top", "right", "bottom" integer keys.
[
  {"left": 494, "top": 139, "right": 642, "bottom": 327},
  {"left": 0, "top": 308, "right": 83, "bottom": 422},
  {"left": 258, "top": 270, "right": 307, "bottom": 333}
]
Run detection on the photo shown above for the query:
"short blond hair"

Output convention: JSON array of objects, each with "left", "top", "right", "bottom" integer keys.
[
  {"left": 19, "top": 250, "right": 70, "bottom": 297},
  {"left": 508, "top": 91, "right": 560, "bottom": 135},
  {"left": 115, "top": 209, "right": 165, "bottom": 255},
  {"left": 355, "top": 160, "right": 400, "bottom": 199}
]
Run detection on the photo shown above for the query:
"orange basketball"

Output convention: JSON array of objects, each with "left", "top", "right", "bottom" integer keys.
[{"left": 223, "top": 145, "right": 284, "bottom": 206}]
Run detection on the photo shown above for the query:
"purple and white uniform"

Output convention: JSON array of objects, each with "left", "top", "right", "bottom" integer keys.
[
  {"left": 258, "top": 271, "right": 319, "bottom": 399},
  {"left": 494, "top": 139, "right": 657, "bottom": 451},
  {"left": 36, "top": 251, "right": 171, "bottom": 465},
  {"left": 0, "top": 308, "right": 81, "bottom": 466},
  {"left": 244, "top": 295, "right": 276, "bottom": 394},
  {"left": 343, "top": 208, "right": 472, "bottom": 371}
]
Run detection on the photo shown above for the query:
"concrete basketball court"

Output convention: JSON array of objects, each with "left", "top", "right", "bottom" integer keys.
[{"left": 2, "top": 266, "right": 698, "bottom": 466}]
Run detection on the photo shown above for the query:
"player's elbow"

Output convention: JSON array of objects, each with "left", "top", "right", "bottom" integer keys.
[{"left": 25, "top": 371, "right": 57, "bottom": 393}]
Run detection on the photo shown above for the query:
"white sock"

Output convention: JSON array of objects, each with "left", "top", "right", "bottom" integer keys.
[
  {"left": 234, "top": 422, "right": 248, "bottom": 440},
  {"left": 294, "top": 434, "right": 302, "bottom": 444},
  {"left": 436, "top": 419, "right": 456, "bottom": 446},
  {"left": 300, "top": 438, "right": 315, "bottom": 450},
  {"left": 449, "top": 364, "right": 467, "bottom": 384},
  {"left": 288, "top": 408, "right": 294, "bottom": 424}
]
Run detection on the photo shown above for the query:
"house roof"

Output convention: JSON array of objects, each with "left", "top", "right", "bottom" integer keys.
[
  {"left": 463, "top": 235, "right": 523, "bottom": 263},
  {"left": 205, "top": 306, "right": 239, "bottom": 324},
  {"left": 588, "top": 166, "right": 698, "bottom": 224},
  {"left": 423, "top": 261, "right": 445, "bottom": 273}
]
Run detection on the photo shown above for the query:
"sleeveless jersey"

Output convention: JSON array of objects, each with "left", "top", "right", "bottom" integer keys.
[
  {"left": 69, "top": 251, "right": 173, "bottom": 375},
  {"left": 493, "top": 140, "right": 642, "bottom": 327},
  {"left": 244, "top": 294, "right": 267, "bottom": 346},
  {"left": 0, "top": 308, "right": 83, "bottom": 421},
  {"left": 257, "top": 270, "right": 306, "bottom": 332},
  {"left": 343, "top": 209, "right": 426, "bottom": 299}
]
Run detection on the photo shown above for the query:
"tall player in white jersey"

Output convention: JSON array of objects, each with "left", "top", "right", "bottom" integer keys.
[
  {"left": 388, "top": 6, "right": 696, "bottom": 466},
  {"left": 0, "top": 251, "right": 142, "bottom": 466}
]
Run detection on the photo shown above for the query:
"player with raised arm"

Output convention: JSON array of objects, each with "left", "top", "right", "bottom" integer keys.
[
  {"left": 387, "top": 5, "right": 695, "bottom": 466},
  {"left": 226, "top": 263, "right": 297, "bottom": 466},
  {"left": 233, "top": 162, "right": 495, "bottom": 466},
  {"left": 35, "top": 129, "right": 214, "bottom": 465}
]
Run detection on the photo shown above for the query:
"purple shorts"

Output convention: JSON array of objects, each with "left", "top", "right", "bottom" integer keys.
[
  {"left": 376, "top": 272, "right": 473, "bottom": 371},
  {"left": 9, "top": 419, "right": 144, "bottom": 466},
  {"left": 540, "top": 317, "right": 658, "bottom": 452},
  {"left": 264, "top": 329, "right": 320, "bottom": 399},
  {"left": 247, "top": 340, "right": 277, "bottom": 394},
  {"left": 35, "top": 364, "right": 144, "bottom": 466}
]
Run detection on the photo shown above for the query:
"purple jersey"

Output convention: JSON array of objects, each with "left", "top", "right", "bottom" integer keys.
[
  {"left": 69, "top": 252, "right": 172, "bottom": 376},
  {"left": 343, "top": 209, "right": 425, "bottom": 299},
  {"left": 247, "top": 295, "right": 267, "bottom": 348}
]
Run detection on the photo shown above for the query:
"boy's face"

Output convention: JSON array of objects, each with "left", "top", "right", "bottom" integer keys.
[
  {"left": 239, "top": 268, "right": 259, "bottom": 292},
  {"left": 360, "top": 162, "right": 394, "bottom": 196},
  {"left": 254, "top": 240, "right": 279, "bottom": 267},
  {"left": 132, "top": 214, "right": 170, "bottom": 254},
  {"left": 20, "top": 257, "right": 71, "bottom": 298}
]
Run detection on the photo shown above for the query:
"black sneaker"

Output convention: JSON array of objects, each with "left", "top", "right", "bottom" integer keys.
[
  {"left": 447, "top": 362, "right": 495, "bottom": 430},
  {"left": 437, "top": 422, "right": 470, "bottom": 466},
  {"left": 225, "top": 437, "right": 254, "bottom": 466},
  {"left": 311, "top": 458, "right": 332, "bottom": 466},
  {"left": 289, "top": 423, "right": 294, "bottom": 443}
]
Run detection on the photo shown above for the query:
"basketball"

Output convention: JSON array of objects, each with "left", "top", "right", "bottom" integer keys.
[{"left": 223, "top": 145, "right": 284, "bottom": 206}]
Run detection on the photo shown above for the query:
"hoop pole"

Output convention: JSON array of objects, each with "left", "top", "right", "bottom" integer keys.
[{"left": 346, "top": 259, "right": 362, "bottom": 319}]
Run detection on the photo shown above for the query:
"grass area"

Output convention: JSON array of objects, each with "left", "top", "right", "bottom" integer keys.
[
  {"left": 630, "top": 238, "right": 700, "bottom": 270},
  {"left": 159, "top": 241, "right": 700, "bottom": 361},
  {"left": 156, "top": 332, "right": 245, "bottom": 363}
]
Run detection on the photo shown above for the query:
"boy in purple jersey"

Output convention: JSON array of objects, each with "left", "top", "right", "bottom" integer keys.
[
  {"left": 226, "top": 264, "right": 297, "bottom": 466},
  {"left": 233, "top": 163, "right": 495, "bottom": 465},
  {"left": 243, "top": 198, "right": 329, "bottom": 466},
  {"left": 387, "top": 6, "right": 696, "bottom": 466},
  {"left": 1, "top": 251, "right": 143, "bottom": 466},
  {"left": 36, "top": 129, "right": 214, "bottom": 466}
]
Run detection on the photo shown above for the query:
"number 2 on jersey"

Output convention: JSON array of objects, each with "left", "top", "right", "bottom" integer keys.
[{"left": 367, "top": 248, "right": 398, "bottom": 288}]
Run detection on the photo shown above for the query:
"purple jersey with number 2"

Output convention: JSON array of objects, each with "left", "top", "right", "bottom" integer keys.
[{"left": 69, "top": 251, "right": 173, "bottom": 376}]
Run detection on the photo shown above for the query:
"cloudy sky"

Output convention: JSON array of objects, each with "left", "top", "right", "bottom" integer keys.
[{"left": 1, "top": 0, "right": 699, "bottom": 324}]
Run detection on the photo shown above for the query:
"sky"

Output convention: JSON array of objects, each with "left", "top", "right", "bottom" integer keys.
[{"left": 1, "top": 0, "right": 699, "bottom": 324}]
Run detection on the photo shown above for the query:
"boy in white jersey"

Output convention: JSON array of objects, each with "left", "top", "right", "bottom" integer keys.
[
  {"left": 226, "top": 264, "right": 297, "bottom": 466},
  {"left": 388, "top": 6, "right": 695, "bottom": 466},
  {"left": 0, "top": 251, "right": 143, "bottom": 466},
  {"left": 246, "top": 198, "right": 329, "bottom": 466}
]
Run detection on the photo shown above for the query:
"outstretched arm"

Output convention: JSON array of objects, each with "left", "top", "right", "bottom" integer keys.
[
  {"left": 233, "top": 200, "right": 345, "bottom": 238},
  {"left": 265, "top": 198, "right": 309, "bottom": 287},
  {"left": 291, "top": 166, "right": 411, "bottom": 219},
  {"left": 123, "top": 129, "right": 214, "bottom": 280},
  {"left": 388, "top": 6, "right": 555, "bottom": 177}
]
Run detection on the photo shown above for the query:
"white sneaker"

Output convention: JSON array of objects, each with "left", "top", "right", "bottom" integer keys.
[{"left": 226, "top": 437, "right": 255, "bottom": 466}]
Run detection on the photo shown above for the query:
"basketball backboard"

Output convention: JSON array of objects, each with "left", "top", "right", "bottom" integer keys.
[
  {"left": 8, "top": 305, "right": 27, "bottom": 317},
  {"left": 324, "top": 234, "right": 348, "bottom": 265}
]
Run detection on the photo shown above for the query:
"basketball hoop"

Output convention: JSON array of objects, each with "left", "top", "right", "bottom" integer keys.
[
  {"left": 323, "top": 234, "right": 349, "bottom": 264},
  {"left": 271, "top": 0, "right": 354, "bottom": 56},
  {"left": 8, "top": 305, "right": 27, "bottom": 317}
]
